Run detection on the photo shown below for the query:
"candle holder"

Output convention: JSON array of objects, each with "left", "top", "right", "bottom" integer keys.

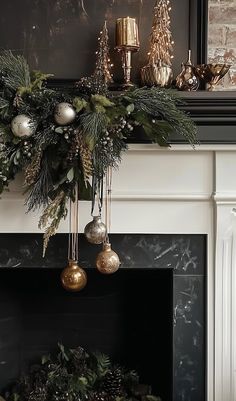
[{"left": 115, "top": 17, "right": 140, "bottom": 88}]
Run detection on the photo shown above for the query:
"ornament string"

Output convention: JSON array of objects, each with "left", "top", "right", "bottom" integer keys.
[
  {"left": 68, "top": 184, "right": 79, "bottom": 261},
  {"left": 91, "top": 175, "right": 103, "bottom": 217},
  {"left": 105, "top": 166, "right": 112, "bottom": 244}
]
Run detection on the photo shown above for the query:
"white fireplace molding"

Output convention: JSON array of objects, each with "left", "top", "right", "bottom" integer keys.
[{"left": 1, "top": 143, "right": 236, "bottom": 401}]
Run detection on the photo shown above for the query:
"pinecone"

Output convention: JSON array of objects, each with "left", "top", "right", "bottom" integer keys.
[
  {"left": 28, "top": 387, "right": 47, "bottom": 401},
  {"left": 102, "top": 368, "right": 123, "bottom": 398},
  {"left": 91, "top": 391, "right": 112, "bottom": 401}
]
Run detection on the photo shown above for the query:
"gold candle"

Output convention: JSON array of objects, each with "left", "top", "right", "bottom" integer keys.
[{"left": 116, "top": 17, "right": 140, "bottom": 49}]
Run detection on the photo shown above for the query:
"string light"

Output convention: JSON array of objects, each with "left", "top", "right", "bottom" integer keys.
[{"left": 147, "top": 0, "right": 174, "bottom": 66}]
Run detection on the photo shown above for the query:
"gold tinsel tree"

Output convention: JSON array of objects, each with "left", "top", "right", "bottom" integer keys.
[
  {"left": 148, "top": 0, "right": 174, "bottom": 66},
  {"left": 94, "top": 20, "right": 113, "bottom": 84},
  {"left": 78, "top": 21, "right": 113, "bottom": 94}
]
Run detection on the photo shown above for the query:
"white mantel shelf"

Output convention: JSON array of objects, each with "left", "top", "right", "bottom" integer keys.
[{"left": 0, "top": 143, "right": 236, "bottom": 401}]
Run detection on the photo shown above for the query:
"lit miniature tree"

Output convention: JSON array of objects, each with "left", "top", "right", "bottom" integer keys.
[
  {"left": 78, "top": 21, "right": 113, "bottom": 94},
  {"left": 148, "top": 0, "right": 174, "bottom": 66}
]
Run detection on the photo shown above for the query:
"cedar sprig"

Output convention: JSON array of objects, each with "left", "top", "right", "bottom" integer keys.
[
  {"left": 39, "top": 191, "right": 67, "bottom": 256},
  {"left": 76, "top": 130, "right": 93, "bottom": 185}
]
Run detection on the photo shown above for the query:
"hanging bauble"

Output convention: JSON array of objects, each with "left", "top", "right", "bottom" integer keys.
[
  {"left": 54, "top": 102, "right": 76, "bottom": 126},
  {"left": 84, "top": 216, "right": 107, "bottom": 244},
  {"left": 96, "top": 242, "right": 120, "bottom": 274},
  {"left": 61, "top": 259, "right": 87, "bottom": 292},
  {"left": 11, "top": 114, "right": 35, "bottom": 138}
]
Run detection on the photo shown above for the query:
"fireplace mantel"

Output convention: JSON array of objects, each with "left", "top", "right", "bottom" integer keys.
[{"left": 0, "top": 143, "right": 236, "bottom": 401}]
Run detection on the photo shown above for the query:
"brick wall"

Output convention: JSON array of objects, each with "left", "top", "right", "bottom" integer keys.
[{"left": 208, "top": 0, "right": 236, "bottom": 90}]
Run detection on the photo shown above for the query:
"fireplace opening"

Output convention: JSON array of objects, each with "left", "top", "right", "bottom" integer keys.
[{"left": 0, "top": 268, "right": 173, "bottom": 401}]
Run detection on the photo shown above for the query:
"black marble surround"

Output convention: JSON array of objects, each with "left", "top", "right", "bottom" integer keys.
[{"left": 0, "top": 234, "right": 206, "bottom": 401}]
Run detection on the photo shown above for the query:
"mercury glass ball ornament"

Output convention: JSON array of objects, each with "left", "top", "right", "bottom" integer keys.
[
  {"left": 61, "top": 259, "right": 87, "bottom": 292},
  {"left": 54, "top": 102, "right": 76, "bottom": 126},
  {"left": 84, "top": 216, "right": 107, "bottom": 244},
  {"left": 96, "top": 242, "right": 121, "bottom": 274},
  {"left": 11, "top": 114, "right": 35, "bottom": 138}
]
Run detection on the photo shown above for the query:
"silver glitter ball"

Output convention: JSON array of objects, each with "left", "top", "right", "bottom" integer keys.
[
  {"left": 54, "top": 102, "right": 76, "bottom": 126},
  {"left": 11, "top": 115, "right": 35, "bottom": 138},
  {"left": 84, "top": 216, "right": 107, "bottom": 244}
]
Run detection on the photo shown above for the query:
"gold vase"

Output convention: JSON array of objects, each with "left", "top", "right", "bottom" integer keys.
[
  {"left": 141, "top": 61, "right": 173, "bottom": 88},
  {"left": 175, "top": 50, "right": 199, "bottom": 91},
  {"left": 196, "top": 63, "right": 231, "bottom": 91}
]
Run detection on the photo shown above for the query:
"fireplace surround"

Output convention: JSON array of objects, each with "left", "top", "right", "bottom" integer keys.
[
  {"left": 0, "top": 234, "right": 206, "bottom": 401},
  {"left": 0, "top": 143, "right": 236, "bottom": 401}
]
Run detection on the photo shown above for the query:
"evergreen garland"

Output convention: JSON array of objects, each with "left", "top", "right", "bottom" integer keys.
[
  {"left": 3, "top": 344, "right": 161, "bottom": 401},
  {"left": 0, "top": 51, "right": 197, "bottom": 253}
]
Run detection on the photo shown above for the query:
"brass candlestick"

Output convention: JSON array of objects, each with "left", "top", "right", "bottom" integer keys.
[{"left": 115, "top": 17, "right": 140, "bottom": 88}]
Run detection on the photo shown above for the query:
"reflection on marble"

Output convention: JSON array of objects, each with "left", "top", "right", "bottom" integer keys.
[{"left": 0, "top": 233, "right": 206, "bottom": 401}]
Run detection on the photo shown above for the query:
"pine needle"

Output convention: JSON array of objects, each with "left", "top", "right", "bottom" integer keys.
[{"left": 0, "top": 51, "right": 31, "bottom": 91}]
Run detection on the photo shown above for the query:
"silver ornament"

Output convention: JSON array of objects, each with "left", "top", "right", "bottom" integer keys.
[
  {"left": 54, "top": 102, "right": 76, "bottom": 126},
  {"left": 11, "top": 115, "right": 35, "bottom": 138},
  {"left": 84, "top": 216, "right": 107, "bottom": 244}
]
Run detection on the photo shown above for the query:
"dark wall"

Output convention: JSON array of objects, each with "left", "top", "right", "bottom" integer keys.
[{"left": 0, "top": 0, "right": 190, "bottom": 82}]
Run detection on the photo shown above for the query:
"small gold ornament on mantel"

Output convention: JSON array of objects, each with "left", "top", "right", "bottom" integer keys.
[
  {"left": 61, "top": 259, "right": 87, "bottom": 292},
  {"left": 175, "top": 50, "right": 199, "bottom": 91},
  {"left": 141, "top": 0, "right": 174, "bottom": 87},
  {"left": 115, "top": 16, "right": 140, "bottom": 88}
]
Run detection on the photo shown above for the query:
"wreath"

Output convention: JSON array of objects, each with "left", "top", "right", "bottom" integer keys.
[{"left": 0, "top": 51, "right": 197, "bottom": 253}]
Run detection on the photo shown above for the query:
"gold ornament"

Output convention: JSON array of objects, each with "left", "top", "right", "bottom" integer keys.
[
  {"left": 61, "top": 259, "right": 87, "bottom": 292},
  {"left": 84, "top": 216, "right": 107, "bottom": 244},
  {"left": 175, "top": 50, "right": 199, "bottom": 91},
  {"left": 11, "top": 114, "right": 35, "bottom": 137},
  {"left": 54, "top": 102, "right": 76, "bottom": 126},
  {"left": 96, "top": 242, "right": 120, "bottom": 274}
]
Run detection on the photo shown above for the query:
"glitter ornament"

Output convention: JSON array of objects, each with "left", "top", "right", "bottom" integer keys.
[{"left": 96, "top": 242, "right": 120, "bottom": 274}]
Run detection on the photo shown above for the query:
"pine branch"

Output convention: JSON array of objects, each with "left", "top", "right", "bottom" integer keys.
[
  {"left": 80, "top": 111, "right": 108, "bottom": 150},
  {"left": 125, "top": 87, "right": 197, "bottom": 146},
  {"left": 0, "top": 51, "right": 31, "bottom": 91}
]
